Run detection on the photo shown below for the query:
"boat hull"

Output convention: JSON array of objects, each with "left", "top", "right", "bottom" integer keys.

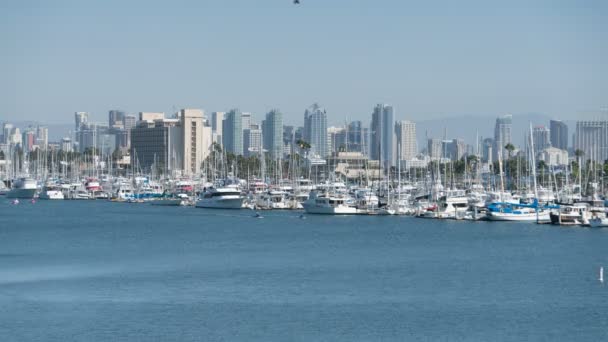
[
  {"left": 486, "top": 211, "right": 550, "bottom": 222},
  {"left": 195, "top": 198, "right": 244, "bottom": 209},
  {"left": 7, "top": 188, "right": 37, "bottom": 199}
]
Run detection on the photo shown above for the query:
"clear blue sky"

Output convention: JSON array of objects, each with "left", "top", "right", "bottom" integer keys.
[{"left": 1, "top": 0, "right": 606, "bottom": 126}]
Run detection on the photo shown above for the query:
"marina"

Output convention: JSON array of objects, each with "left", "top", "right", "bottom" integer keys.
[{"left": 0, "top": 200, "right": 606, "bottom": 341}]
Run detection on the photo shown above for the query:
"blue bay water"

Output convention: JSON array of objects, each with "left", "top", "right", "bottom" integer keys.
[{"left": 0, "top": 200, "right": 607, "bottom": 341}]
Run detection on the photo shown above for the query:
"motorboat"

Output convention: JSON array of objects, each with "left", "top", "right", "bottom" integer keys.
[
  {"left": 195, "top": 187, "right": 244, "bottom": 209},
  {"left": 302, "top": 191, "right": 359, "bottom": 215},
  {"left": 7, "top": 177, "right": 37, "bottom": 199}
]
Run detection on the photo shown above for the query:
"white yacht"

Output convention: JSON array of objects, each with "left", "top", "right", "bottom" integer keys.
[
  {"left": 7, "top": 177, "right": 37, "bottom": 199},
  {"left": 195, "top": 187, "right": 244, "bottom": 209},
  {"left": 302, "top": 191, "right": 359, "bottom": 215},
  {"left": 39, "top": 184, "right": 65, "bottom": 200},
  {"left": 256, "top": 190, "right": 290, "bottom": 210}
]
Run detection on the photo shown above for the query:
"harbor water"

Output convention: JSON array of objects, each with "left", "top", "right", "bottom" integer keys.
[{"left": 0, "top": 200, "right": 607, "bottom": 341}]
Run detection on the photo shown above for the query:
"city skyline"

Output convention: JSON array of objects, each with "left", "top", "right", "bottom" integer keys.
[{"left": 1, "top": 0, "right": 607, "bottom": 124}]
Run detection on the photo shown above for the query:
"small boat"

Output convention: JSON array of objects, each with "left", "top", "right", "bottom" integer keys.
[
  {"left": 588, "top": 216, "right": 608, "bottom": 228},
  {"left": 600, "top": 267, "right": 604, "bottom": 283}
]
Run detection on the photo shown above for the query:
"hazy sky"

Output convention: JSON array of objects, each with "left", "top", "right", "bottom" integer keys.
[{"left": 1, "top": 0, "right": 607, "bottom": 126}]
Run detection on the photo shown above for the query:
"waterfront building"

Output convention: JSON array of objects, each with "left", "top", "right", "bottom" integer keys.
[
  {"left": 540, "top": 147, "right": 569, "bottom": 166},
  {"left": 493, "top": 114, "right": 512, "bottom": 161},
  {"left": 395, "top": 120, "right": 417, "bottom": 161},
  {"left": 370, "top": 104, "right": 395, "bottom": 168},
  {"left": 131, "top": 118, "right": 182, "bottom": 174},
  {"left": 303, "top": 103, "right": 328, "bottom": 158},
  {"left": 262, "top": 109, "right": 283, "bottom": 159},
  {"left": 178, "top": 108, "right": 210, "bottom": 175},
  {"left": 574, "top": 120, "right": 608, "bottom": 162},
  {"left": 222, "top": 109, "right": 243, "bottom": 155},
  {"left": 550, "top": 120, "right": 568, "bottom": 150}
]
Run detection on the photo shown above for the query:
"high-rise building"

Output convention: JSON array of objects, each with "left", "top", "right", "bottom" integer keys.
[
  {"left": 262, "top": 109, "right": 283, "bottom": 159},
  {"left": 124, "top": 115, "right": 137, "bottom": 130},
  {"left": 243, "top": 123, "right": 262, "bottom": 157},
  {"left": 446, "top": 139, "right": 465, "bottom": 161},
  {"left": 61, "top": 137, "right": 73, "bottom": 152},
  {"left": 36, "top": 126, "right": 48, "bottom": 150},
  {"left": 179, "top": 109, "right": 210, "bottom": 175},
  {"left": 2, "top": 123, "right": 13, "bottom": 144},
  {"left": 109, "top": 110, "right": 125, "bottom": 129},
  {"left": 75, "top": 112, "right": 88, "bottom": 131},
  {"left": 493, "top": 114, "right": 512, "bottom": 161},
  {"left": 22, "top": 129, "right": 36, "bottom": 152},
  {"left": 303, "top": 103, "right": 328, "bottom": 158},
  {"left": 395, "top": 120, "right": 417, "bottom": 161},
  {"left": 211, "top": 112, "right": 225, "bottom": 146},
  {"left": 550, "top": 120, "right": 568, "bottom": 150},
  {"left": 222, "top": 109, "right": 243, "bottom": 155},
  {"left": 370, "top": 104, "right": 395, "bottom": 168},
  {"left": 482, "top": 138, "right": 494, "bottom": 163},
  {"left": 131, "top": 119, "right": 182, "bottom": 174},
  {"left": 530, "top": 126, "right": 551, "bottom": 156},
  {"left": 574, "top": 120, "right": 608, "bottom": 162},
  {"left": 139, "top": 112, "right": 165, "bottom": 122},
  {"left": 427, "top": 138, "right": 442, "bottom": 160},
  {"left": 241, "top": 113, "right": 252, "bottom": 131},
  {"left": 328, "top": 127, "right": 347, "bottom": 153},
  {"left": 346, "top": 121, "right": 364, "bottom": 153}
]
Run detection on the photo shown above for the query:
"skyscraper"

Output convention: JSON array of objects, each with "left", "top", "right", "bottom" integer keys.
[
  {"left": 550, "top": 120, "right": 568, "bottom": 150},
  {"left": 75, "top": 112, "right": 88, "bottom": 131},
  {"left": 243, "top": 123, "right": 262, "bottom": 157},
  {"left": 179, "top": 109, "right": 209, "bottom": 175},
  {"left": 241, "top": 112, "right": 252, "bottom": 131},
  {"left": 262, "top": 109, "right": 283, "bottom": 159},
  {"left": 36, "top": 126, "right": 48, "bottom": 150},
  {"left": 346, "top": 121, "right": 364, "bottom": 153},
  {"left": 370, "top": 104, "right": 395, "bottom": 168},
  {"left": 427, "top": 138, "right": 443, "bottom": 160},
  {"left": 109, "top": 110, "right": 125, "bottom": 129},
  {"left": 530, "top": 126, "right": 551, "bottom": 155},
  {"left": 574, "top": 120, "right": 608, "bottom": 162},
  {"left": 222, "top": 109, "right": 243, "bottom": 155},
  {"left": 395, "top": 120, "right": 417, "bottom": 161},
  {"left": 493, "top": 114, "right": 512, "bottom": 161},
  {"left": 211, "top": 111, "right": 225, "bottom": 146},
  {"left": 303, "top": 103, "right": 328, "bottom": 158}
]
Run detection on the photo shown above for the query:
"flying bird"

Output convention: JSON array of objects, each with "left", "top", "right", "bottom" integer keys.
[{"left": 294, "top": 0, "right": 300, "bottom": 4}]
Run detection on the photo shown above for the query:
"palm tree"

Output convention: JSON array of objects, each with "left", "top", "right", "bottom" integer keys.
[{"left": 504, "top": 143, "right": 515, "bottom": 160}]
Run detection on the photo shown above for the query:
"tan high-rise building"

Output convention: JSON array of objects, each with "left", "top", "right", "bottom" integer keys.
[{"left": 179, "top": 109, "right": 212, "bottom": 175}]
